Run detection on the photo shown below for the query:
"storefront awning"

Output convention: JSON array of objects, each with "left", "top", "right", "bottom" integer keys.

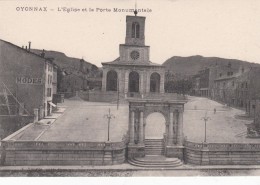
[{"left": 48, "top": 102, "right": 56, "bottom": 107}]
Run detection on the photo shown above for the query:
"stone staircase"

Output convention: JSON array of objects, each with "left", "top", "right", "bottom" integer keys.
[
  {"left": 128, "top": 155, "right": 183, "bottom": 168},
  {"left": 145, "top": 139, "right": 165, "bottom": 155},
  {"left": 128, "top": 139, "right": 183, "bottom": 168}
]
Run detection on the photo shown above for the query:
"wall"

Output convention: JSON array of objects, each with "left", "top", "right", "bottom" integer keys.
[
  {"left": 0, "top": 40, "right": 46, "bottom": 115},
  {"left": 184, "top": 141, "right": 260, "bottom": 165},
  {"left": 87, "top": 91, "right": 120, "bottom": 102},
  {"left": 1, "top": 141, "right": 126, "bottom": 166},
  {"left": 0, "top": 115, "right": 33, "bottom": 140}
]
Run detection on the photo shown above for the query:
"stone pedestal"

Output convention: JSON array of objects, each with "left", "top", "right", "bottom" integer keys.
[
  {"left": 34, "top": 108, "right": 39, "bottom": 123},
  {"left": 103, "top": 142, "right": 113, "bottom": 165},
  {"left": 201, "top": 142, "right": 210, "bottom": 165},
  {"left": 165, "top": 145, "right": 184, "bottom": 160},
  {"left": 127, "top": 144, "right": 145, "bottom": 158}
]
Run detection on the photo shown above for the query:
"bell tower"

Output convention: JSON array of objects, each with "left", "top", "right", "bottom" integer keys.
[
  {"left": 119, "top": 11, "right": 150, "bottom": 63},
  {"left": 125, "top": 16, "right": 145, "bottom": 46}
]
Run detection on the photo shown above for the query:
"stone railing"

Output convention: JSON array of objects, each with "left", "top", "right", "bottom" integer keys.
[
  {"left": 2, "top": 140, "right": 126, "bottom": 150},
  {"left": 184, "top": 140, "right": 204, "bottom": 150},
  {"left": 184, "top": 140, "right": 260, "bottom": 151},
  {"left": 207, "top": 143, "right": 260, "bottom": 151},
  {"left": 184, "top": 140, "right": 260, "bottom": 165},
  {"left": 1, "top": 140, "right": 127, "bottom": 166}
]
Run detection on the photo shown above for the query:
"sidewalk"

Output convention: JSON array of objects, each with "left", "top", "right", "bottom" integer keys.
[{"left": 1, "top": 163, "right": 260, "bottom": 171}]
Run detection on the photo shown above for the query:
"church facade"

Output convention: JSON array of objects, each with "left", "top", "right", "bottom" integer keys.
[{"left": 101, "top": 15, "right": 165, "bottom": 98}]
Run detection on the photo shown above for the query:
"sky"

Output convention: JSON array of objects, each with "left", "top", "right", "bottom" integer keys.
[{"left": 0, "top": 0, "right": 260, "bottom": 67}]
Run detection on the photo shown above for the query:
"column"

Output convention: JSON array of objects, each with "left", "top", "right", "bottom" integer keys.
[
  {"left": 124, "top": 71, "right": 129, "bottom": 97},
  {"left": 117, "top": 70, "right": 121, "bottom": 93},
  {"left": 129, "top": 110, "right": 135, "bottom": 144},
  {"left": 167, "top": 111, "right": 174, "bottom": 146},
  {"left": 177, "top": 109, "right": 184, "bottom": 145},
  {"left": 160, "top": 73, "right": 165, "bottom": 93},
  {"left": 101, "top": 69, "right": 107, "bottom": 92},
  {"left": 140, "top": 72, "right": 144, "bottom": 97},
  {"left": 146, "top": 72, "right": 150, "bottom": 93},
  {"left": 139, "top": 111, "right": 144, "bottom": 145}
]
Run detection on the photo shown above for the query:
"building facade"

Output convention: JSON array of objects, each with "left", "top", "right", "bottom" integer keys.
[
  {"left": 101, "top": 15, "right": 165, "bottom": 98},
  {"left": 0, "top": 39, "right": 56, "bottom": 118}
]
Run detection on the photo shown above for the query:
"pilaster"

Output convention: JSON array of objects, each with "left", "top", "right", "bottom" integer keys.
[
  {"left": 102, "top": 69, "right": 108, "bottom": 92},
  {"left": 177, "top": 108, "right": 184, "bottom": 145},
  {"left": 129, "top": 110, "right": 135, "bottom": 144},
  {"left": 139, "top": 111, "right": 144, "bottom": 145}
]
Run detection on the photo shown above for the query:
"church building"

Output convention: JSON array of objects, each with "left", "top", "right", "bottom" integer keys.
[{"left": 101, "top": 14, "right": 165, "bottom": 98}]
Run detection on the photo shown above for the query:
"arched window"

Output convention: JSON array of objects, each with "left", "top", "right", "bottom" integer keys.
[
  {"left": 131, "top": 22, "right": 140, "bottom": 38},
  {"left": 106, "top": 70, "right": 118, "bottom": 91}
]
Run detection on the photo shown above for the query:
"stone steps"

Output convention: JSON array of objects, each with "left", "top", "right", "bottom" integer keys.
[
  {"left": 128, "top": 155, "right": 183, "bottom": 168},
  {"left": 145, "top": 139, "right": 164, "bottom": 155}
]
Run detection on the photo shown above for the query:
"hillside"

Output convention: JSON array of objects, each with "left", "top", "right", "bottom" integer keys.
[
  {"left": 163, "top": 55, "right": 259, "bottom": 77},
  {"left": 31, "top": 49, "right": 98, "bottom": 75}
]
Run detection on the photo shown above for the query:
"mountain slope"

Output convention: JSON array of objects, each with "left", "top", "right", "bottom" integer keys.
[
  {"left": 163, "top": 55, "right": 259, "bottom": 77},
  {"left": 31, "top": 49, "right": 98, "bottom": 74}
]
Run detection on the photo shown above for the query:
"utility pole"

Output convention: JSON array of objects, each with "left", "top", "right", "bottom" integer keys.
[
  {"left": 201, "top": 111, "right": 211, "bottom": 143},
  {"left": 104, "top": 108, "right": 115, "bottom": 142}
]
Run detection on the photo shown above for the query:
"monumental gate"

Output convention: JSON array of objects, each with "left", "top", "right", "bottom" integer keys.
[{"left": 127, "top": 98, "right": 187, "bottom": 160}]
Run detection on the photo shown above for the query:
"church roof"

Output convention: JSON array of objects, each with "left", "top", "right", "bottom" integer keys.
[{"left": 101, "top": 57, "right": 164, "bottom": 67}]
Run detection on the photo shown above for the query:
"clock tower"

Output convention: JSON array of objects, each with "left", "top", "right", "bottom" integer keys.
[
  {"left": 101, "top": 13, "right": 165, "bottom": 97},
  {"left": 119, "top": 15, "right": 150, "bottom": 63}
]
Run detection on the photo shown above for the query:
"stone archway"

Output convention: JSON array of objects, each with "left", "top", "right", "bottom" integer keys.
[
  {"left": 129, "top": 71, "right": 139, "bottom": 93},
  {"left": 106, "top": 70, "right": 118, "bottom": 91},
  {"left": 150, "top": 72, "right": 160, "bottom": 93},
  {"left": 127, "top": 99, "right": 187, "bottom": 160},
  {"left": 145, "top": 112, "right": 166, "bottom": 139}
]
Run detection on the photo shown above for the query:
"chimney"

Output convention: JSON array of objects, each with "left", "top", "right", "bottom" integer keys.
[
  {"left": 28, "top": 41, "right": 31, "bottom": 52},
  {"left": 25, "top": 46, "right": 28, "bottom": 50},
  {"left": 41, "top": 49, "right": 45, "bottom": 58}
]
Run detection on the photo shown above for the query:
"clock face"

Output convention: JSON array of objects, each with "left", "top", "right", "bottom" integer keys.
[{"left": 130, "top": 51, "right": 140, "bottom": 60}]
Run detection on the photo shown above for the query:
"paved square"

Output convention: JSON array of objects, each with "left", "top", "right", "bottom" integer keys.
[
  {"left": 13, "top": 96, "right": 258, "bottom": 143},
  {"left": 39, "top": 99, "right": 129, "bottom": 142},
  {"left": 183, "top": 96, "right": 253, "bottom": 143}
]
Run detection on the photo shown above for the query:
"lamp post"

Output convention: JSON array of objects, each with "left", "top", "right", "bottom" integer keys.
[
  {"left": 201, "top": 111, "right": 211, "bottom": 143},
  {"left": 104, "top": 108, "right": 115, "bottom": 142}
]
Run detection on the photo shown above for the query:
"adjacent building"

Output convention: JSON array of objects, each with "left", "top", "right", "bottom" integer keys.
[{"left": 0, "top": 39, "right": 57, "bottom": 118}]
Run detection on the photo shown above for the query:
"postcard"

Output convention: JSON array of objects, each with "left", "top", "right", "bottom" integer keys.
[{"left": 0, "top": 0, "right": 260, "bottom": 183}]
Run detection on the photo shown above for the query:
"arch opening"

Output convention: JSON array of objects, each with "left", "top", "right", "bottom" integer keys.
[
  {"left": 106, "top": 70, "right": 118, "bottom": 91},
  {"left": 132, "top": 22, "right": 140, "bottom": 38},
  {"left": 129, "top": 71, "right": 139, "bottom": 93},
  {"left": 150, "top": 72, "right": 160, "bottom": 93},
  {"left": 145, "top": 112, "right": 166, "bottom": 139}
]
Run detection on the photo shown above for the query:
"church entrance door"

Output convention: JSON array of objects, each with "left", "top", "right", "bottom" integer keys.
[{"left": 129, "top": 71, "right": 139, "bottom": 93}]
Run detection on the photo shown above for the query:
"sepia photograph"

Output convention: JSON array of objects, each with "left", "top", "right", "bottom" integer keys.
[{"left": 0, "top": 0, "right": 260, "bottom": 182}]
